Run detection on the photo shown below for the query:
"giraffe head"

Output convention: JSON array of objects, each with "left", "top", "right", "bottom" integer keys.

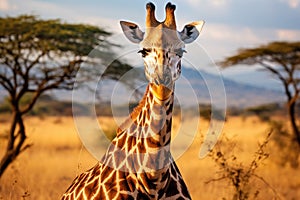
[{"left": 120, "top": 2, "right": 204, "bottom": 98}]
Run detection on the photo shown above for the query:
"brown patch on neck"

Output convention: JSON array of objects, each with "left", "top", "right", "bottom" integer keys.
[{"left": 150, "top": 83, "right": 173, "bottom": 101}]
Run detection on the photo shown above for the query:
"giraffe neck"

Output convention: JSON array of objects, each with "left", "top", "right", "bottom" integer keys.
[
  {"left": 120, "top": 83, "right": 174, "bottom": 147},
  {"left": 105, "top": 83, "right": 175, "bottom": 173},
  {"left": 62, "top": 83, "right": 193, "bottom": 199}
]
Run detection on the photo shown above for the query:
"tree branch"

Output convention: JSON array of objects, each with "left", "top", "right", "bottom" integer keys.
[
  {"left": 253, "top": 174, "right": 283, "bottom": 200},
  {"left": 0, "top": 73, "right": 14, "bottom": 94},
  {"left": 257, "top": 60, "right": 286, "bottom": 83},
  {"left": 20, "top": 143, "right": 33, "bottom": 154},
  {"left": 20, "top": 91, "right": 41, "bottom": 115},
  {"left": 204, "top": 175, "right": 228, "bottom": 184}
]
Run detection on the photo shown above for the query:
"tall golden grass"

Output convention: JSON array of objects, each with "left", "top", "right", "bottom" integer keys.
[{"left": 0, "top": 116, "right": 299, "bottom": 199}]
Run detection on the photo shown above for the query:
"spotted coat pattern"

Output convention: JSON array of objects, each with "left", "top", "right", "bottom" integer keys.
[{"left": 61, "top": 84, "right": 191, "bottom": 200}]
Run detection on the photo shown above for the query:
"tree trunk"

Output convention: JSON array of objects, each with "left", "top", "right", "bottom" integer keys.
[
  {"left": 0, "top": 111, "right": 28, "bottom": 178},
  {"left": 287, "top": 101, "right": 300, "bottom": 147}
]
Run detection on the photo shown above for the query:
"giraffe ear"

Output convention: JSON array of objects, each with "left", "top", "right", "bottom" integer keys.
[
  {"left": 120, "top": 21, "right": 144, "bottom": 44},
  {"left": 179, "top": 21, "right": 205, "bottom": 44}
]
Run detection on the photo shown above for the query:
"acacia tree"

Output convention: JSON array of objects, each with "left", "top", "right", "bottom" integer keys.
[
  {"left": 219, "top": 41, "right": 300, "bottom": 146},
  {"left": 0, "top": 15, "right": 132, "bottom": 177}
]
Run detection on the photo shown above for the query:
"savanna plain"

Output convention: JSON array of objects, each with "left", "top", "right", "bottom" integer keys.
[{"left": 0, "top": 114, "right": 299, "bottom": 200}]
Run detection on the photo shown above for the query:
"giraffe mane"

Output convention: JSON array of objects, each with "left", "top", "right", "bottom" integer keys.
[{"left": 117, "top": 84, "right": 150, "bottom": 134}]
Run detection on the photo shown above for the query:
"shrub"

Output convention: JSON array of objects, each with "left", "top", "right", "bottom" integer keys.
[{"left": 206, "top": 132, "right": 279, "bottom": 200}]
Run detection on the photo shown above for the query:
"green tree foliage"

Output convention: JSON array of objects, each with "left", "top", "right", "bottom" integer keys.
[
  {"left": 0, "top": 15, "right": 133, "bottom": 177},
  {"left": 219, "top": 41, "right": 300, "bottom": 147}
]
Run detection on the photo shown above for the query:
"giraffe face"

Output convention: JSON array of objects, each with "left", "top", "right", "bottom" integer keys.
[
  {"left": 120, "top": 2, "right": 204, "bottom": 90},
  {"left": 138, "top": 26, "right": 185, "bottom": 89}
]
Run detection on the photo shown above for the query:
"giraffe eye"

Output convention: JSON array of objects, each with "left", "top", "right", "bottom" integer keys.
[{"left": 138, "top": 48, "right": 151, "bottom": 57}]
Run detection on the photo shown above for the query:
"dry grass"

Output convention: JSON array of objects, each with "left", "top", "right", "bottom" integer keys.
[{"left": 0, "top": 116, "right": 299, "bottom": 199}]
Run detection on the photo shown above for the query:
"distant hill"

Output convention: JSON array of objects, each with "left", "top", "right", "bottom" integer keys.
[
  {"left": 92, "top": 66, "right": 284, "bottom": 108},
  {"left": 222, "top": 67, "right": 283, "bottom": 92},
  {"left": 179, "top": 67, "right": 284, "bottom": 108},
  {"left": 0, "top": 67, "right": 285, "bottom": 109}
]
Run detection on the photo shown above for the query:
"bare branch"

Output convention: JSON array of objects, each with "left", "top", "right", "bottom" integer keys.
[
  {"left": 20, "top": 143, "right": 33, "bottom": 154},
  {"left": 20, "top": 91, "right": 41, "bottom": 115},
  {"left": 0, "top": 74, "right": 14, "bottom": 94},
  {"left": 204, "top": 175, "right": 228, "bottom": 184},
  {"left": 253, "top": 174, "right": 283, "bottom": 200},
  {"left": 256, "top": 60, "right": 286, "bottom": 83}
]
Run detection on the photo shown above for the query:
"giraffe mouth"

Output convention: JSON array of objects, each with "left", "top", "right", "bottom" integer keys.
[{"left": 150, "top": 83, "right": 173, "bottom": 101}]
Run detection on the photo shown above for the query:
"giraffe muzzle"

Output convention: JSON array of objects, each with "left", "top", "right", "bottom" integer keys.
[{"left": 153, "top": 67, "right": 173, "bottom": 90}]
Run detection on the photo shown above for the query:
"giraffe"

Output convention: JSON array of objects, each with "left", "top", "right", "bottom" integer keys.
[{"left": 62, "top": 2, "right": 204, "bottom": 199}]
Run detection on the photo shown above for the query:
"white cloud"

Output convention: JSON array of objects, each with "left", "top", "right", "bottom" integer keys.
[
  {"left": 288, "top": 0, "right": 299, "bottom": 8},
  {"left": 185, "top": 0, "right": 200, "bottom": 7},
  {"left": 199, "top": 23, "right": 263, "bottom": 60},
  {"left": 0, "top": 0, "right": 10, "bottom": 11},
  {"left": 76, "top": 16, "right": 121, "bottom": 33},
  {"left": 184, "top": 0, "right": 229, "bottom": 7},
  {"left": 0, "top": 0, "right": 111, "bottom": 26},
  {"left": 190, "top": 22, "right": 300, "bottom": 62},
  {"left": 0, "top": 0, "right": 66, "bottom": 17},
  {"left": 0, "top": 0, "right": 9, "bottom": 10},
  {"left": 276, "top": 29, "right": 300, "bottom": 40},
  {"left": 204, "top": 24, "right": 261, "bottom": 44},
  {"left": 280, "top": 0, "right": 300, "bottom": 8},
  {"left": 210, "top": 0, "right": 227, "bottom": 7},
  {"left": 0, "top": 0, "right": 121, "bottom": 32}
]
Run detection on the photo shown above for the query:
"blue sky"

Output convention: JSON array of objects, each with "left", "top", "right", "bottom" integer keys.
[
  {"left": 1, "top": 0, "right": 300, "bottom": 87},
  {"left": 1, "top": 0, "right": 299, "bottom": 57},
  {"left": 2, "top": 0, "right": 297, "bottom": 29}
]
